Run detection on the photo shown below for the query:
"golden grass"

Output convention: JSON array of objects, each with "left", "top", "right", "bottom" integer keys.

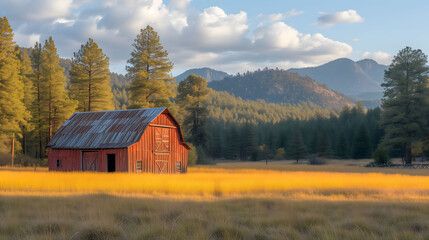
[
  {"left": 1, "top": 166, "right": 429, "bottom": 201},
  {"left": 3, "top": 195, "right": 429, "bottom": 240}
]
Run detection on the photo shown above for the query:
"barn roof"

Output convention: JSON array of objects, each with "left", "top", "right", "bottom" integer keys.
[{"left": 46, "top": 107, "right": 190, "bottom": 149}]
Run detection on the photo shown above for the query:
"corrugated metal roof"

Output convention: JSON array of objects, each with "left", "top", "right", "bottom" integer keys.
[{"left": 46, "top": 107, "right": 168, "bottom": 149}]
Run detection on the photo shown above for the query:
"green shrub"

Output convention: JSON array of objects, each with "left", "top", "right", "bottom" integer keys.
[{"left": 373, "top": 148, "right": 390, "bottom": 164}]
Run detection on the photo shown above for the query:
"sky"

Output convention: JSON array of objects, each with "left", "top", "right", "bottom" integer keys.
[{"left": 1, "top": 0, "right": 429, "bottom": 76}]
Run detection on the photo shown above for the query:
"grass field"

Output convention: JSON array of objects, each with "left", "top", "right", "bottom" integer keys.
[{"left": 1, "top": 160, "right": 429, "bottom": 239}]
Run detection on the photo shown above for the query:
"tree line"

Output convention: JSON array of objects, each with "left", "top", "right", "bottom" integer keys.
[
  {"left": 1, "top": 15, "right": 428, "bottom": 165},
  {"left": 0, "top": 17, "right": 114, "bottom": 162},
  {"left": 204, "top": 104, "right": 384, "bottom": 161}
]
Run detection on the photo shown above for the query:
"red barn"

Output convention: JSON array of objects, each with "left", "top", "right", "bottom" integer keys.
[{"left": 46, "top": 108, "right": 190, "bottom": 173}]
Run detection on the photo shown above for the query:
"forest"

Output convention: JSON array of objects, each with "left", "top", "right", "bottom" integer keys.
[{"left": 1, "top": 16, "right": 428, "bottom": 166}]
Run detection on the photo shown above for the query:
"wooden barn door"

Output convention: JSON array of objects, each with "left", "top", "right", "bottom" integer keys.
[
  {"left": 82, "top": 151, "right": 98, "bottom": 171},
  {"left": 154, "top": 127, "right": 170, "bottom": 173}
]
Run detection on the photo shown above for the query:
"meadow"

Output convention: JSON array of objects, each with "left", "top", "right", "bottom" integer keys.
[{"left": 1, "top": 160, "right": 429, "bottom": 239}]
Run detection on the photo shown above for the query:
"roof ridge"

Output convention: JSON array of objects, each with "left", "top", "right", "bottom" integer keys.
[{"left": 74, "top": 107, "right": 167, "bottom": 114}]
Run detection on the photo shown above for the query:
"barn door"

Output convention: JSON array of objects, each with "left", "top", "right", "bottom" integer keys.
[
  {"left": 155, "top": 160, "right": 168, "bottom": 174},
  {"left": 154, "top": 128, "right": 170, "bottom": 153},
  {"left": 82, "top": 151, "right": 98, "bottom": 171}
]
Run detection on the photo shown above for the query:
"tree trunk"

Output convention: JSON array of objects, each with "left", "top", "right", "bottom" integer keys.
[
  {"left": 11, "top": 133, "right": 15, "bottom": 167},
  {"left": 23, "top": 131, "right": 26, "bottom": 155},
  {"left": 404, "top": 146, "right": 412, "bottom": 164}
]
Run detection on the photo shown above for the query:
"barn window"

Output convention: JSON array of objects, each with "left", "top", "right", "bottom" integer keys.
[
  {"left": 155, "top": 128, "right": 170, "bottom": 153},
  {"left": 176, "top": 161, "right": 181, "bottom": 173},
  {"left": 56, "top": 159, "right": 62, "bottom": 168},
  {"left": 137, "top": 161, "right": 142, "bottom": 171}
]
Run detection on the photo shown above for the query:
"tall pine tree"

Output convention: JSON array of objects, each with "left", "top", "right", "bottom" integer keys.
[
  {"left": 127, "top": 25, "right": 174, "bottom": 108},
  {"left": 70, "top": 38, "right": 114, "bottom": 112},
  {"left": 352, "top": 123, "right": 371, "bottom": 159},
  {"left": 0, "top": 17, "right": 27, "bottom": 153},
  {"left": 17, "top": 49, "right": 34, "bottom": 155},
  {"left": 381, "top": 47, "right": 429, "bottom": 164},
  {"left": 177, "top": 74, "right": 211, "bottom": 147},
  {"left": 30, "top": 42, "right": 44, "bottom": 159},
  {"left": 288, "top": 130, "right": 307, "bottom": 162},
  {"left": 40, "top": 37, "right": 75, "bottom": 143}
]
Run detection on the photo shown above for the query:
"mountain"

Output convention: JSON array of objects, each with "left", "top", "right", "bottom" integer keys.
[
  {"left": 175, "top": 67, "right": 228, "bottom": 82},
  {"left": 288, "top": 58, "right": 388, "bottom": 96},
  {"left": 208, "top": 69, "right": 354, "bottom": 108}
]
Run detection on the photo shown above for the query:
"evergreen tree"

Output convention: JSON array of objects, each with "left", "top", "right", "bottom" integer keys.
[
  {"left": 240, "top": 123, "right": 257, "bottom": 160},
  {"left": 318, "top": 131, "right": 333, "bottom": 158},
  {"left": 381, "top": 47, "right": 429, "bottom": 164},
  {"left": 17, "top": 49, "right": 34, "bottom": 155},
  {"left": 177, "top": 74, "right": 211, "bottom": 147},
  {"left": 352, "top": 123, "right": 371, "bottom": 159},
  {"left": 336, "top": 130, "right": 349, "bottom": 159},
  {"left": 40, "top": 37, "right": 76, "bottom": 143},
  {"left": 0, "top": 17, "right": 27, "bottom": 153},
  {"left": 30, "top": 42, "right": 44, "bottom": 159},
  {"left": 70, "top": 38, "right": 114, "bottom": 112},
  {"left": 288, "top": 130, "right": 307, "bottom": 162},
  {"left": 127, "top": 25, "right": 174, "bottom": 108}
]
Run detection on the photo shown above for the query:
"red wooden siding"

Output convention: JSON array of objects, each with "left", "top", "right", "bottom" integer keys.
[
  {"left": 48, "top": 148, "right": 128, "bottom": 172},
  {"left": 127, "top": 113, "right": 188, "bottom": 173}
]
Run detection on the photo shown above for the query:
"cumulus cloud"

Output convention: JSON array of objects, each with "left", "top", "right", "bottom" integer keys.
[
  {"left": 317, "top": 9, "right": 363, "bottom": 27},
  {"left": 360, "top": 51, "right": 393, "bottom": 65},
  {"left": 2, "top": 0, "right": 354, "bottom": 75}
]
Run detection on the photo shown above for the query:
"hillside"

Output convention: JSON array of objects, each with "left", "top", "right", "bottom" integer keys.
[
  {"left": 208, "top": 69, "right": 354, "bottom": 108},
  {"left": 175, "top": 67, "right": 228, "bottom": 82},
  {"left": 288, "top": 58, "right": 388, "bottom": 96},
  {"left": 207, "top": 91, "right": 336, "bottom": 124}
]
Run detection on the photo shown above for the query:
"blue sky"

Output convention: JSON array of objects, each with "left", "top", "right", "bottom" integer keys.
[{"left": 1, "top": 0, "right": 428, "bottom": 75}]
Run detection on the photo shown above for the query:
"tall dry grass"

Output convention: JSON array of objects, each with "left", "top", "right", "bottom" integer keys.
[
  {"left": 1, "top": 167, "right": 429, "bottom": 201},
  {"left": 1, "top": 195, "right": 429, "bottom": 240}
]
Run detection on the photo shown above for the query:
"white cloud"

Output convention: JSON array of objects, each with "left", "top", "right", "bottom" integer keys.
[
  {"left": 258, "top": 9, "right": 304, "bottom": 23},
  {"left": 317, "top": 9, "right": 363, "bottom": 27},
  {"left": 169, "top": 0, "right": 192, "bottom": 10},
  {"left": 360, "top": 51, "right": 393, "bottom": 65},
  {"left": 2, "top": 0, "right": 354, "bottom": 75},
  {"left": 13, "top": 32, "right": 41, "bottom": 48},
  {"left": 0, "top": 0, "right": 74, "bottom": 21}
]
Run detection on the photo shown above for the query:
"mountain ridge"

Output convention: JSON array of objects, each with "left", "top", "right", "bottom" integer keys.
[
  {"left": 174, "top": 67, "right": 229, "bottom": 82},
  {"left": 208, "top": 68, "right": 354, "bottom": 108},
  {"left": 288, "top": 58, "right": 388, "bottom": 96}
]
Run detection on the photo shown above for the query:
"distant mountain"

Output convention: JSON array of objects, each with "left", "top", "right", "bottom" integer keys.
[
  {"left": 288, "top": 58, "right": 388, "bottom": 96},
  {"left": 175, "top": 67, "right": 228, "bottom": 82},
  {"left": 208, "top": 69, "right": 354, "bottom": 108}
]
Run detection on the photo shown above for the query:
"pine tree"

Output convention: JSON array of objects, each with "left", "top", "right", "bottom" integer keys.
[
  {"left": 177, "top": 74, "right": 211, "bottom": 147},
  {"left": 336, "top": 130, "right": 349, "bottom": 159},
  {"left": 352, "top": 123, "right": 371, "bottom": 159},
  {"left": 70, "top": 38, "right": 114, "bottom": 112},
  {"left": 40, "top": 37, "right": 76, "bottom": 143},
  {"left": 0, "top": 17, "right": 27, "bottom": 153},
  {"left": 288, "top": 130, "right": 307, "bottom": 162},
  {"left": 381, "top": 47, "right": 429, "bottom": 164},
  {"left": 318, "top": 131, "right": 333, "bottom": 158},
  {"left": 17, "top": 48, "right": 34, "bottom": 155},
  {"left": 127, "top": 25, "right": 174, "bottom": 108},
  {"left": 30, "top": 42, "right": 44, "bottom": 159}
]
